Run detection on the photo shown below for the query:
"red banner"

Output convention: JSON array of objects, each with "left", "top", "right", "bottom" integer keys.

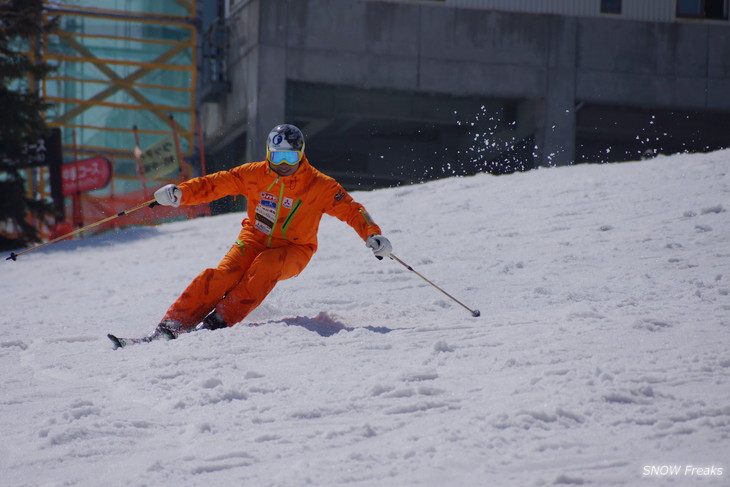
[{"left": 61, "top": 156, "right": 112, "bottom": 196}]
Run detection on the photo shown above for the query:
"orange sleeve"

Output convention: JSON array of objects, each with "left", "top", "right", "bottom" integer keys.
[
  {"left": 323, "top": 181, "right": 382, "bottom": 241},
  {"left": 178, "top": 164, "right": 253, "bottom": 206}
]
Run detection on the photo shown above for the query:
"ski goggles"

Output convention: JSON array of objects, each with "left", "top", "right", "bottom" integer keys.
[{"left": 268, "top": 150, "right": 303, "bottom": 166}]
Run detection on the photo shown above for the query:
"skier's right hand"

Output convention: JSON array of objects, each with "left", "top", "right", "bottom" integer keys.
[{"left": 154, "top": 184, "right": 182, "bottom": 207}]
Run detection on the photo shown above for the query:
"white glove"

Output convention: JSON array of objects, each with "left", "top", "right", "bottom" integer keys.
[
  {"left": 154, "top": 184, "right": 182, "bottom": 208},
  {"left": 366, "top": 234, "right": 392, "bottom": 260}
]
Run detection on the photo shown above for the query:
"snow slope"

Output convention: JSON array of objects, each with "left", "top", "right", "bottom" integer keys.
[{"left": 1, "top": 151, "right": 729, "bottom": 486}]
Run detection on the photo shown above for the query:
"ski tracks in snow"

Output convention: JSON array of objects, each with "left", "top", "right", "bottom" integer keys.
[{"left": 2, "top": 151, "right": 729, "bottom": 486}]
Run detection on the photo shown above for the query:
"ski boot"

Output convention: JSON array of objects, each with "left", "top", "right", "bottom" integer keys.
[{"left": 201, "top": 311, "right": 228, "bottom": 330}]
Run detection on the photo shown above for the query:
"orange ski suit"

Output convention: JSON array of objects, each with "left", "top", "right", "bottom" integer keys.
[{"left": 161, "top": 157, "right": 382, "bottom": 330}]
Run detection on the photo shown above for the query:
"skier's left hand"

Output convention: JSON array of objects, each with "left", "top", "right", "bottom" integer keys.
[{"left": 366, "top": 234, "right": 392, "bottom": 260}]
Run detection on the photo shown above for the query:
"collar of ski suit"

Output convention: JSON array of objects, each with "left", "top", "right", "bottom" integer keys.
[{"left": 264, "top": 155, "right": 314, "bottom": 190}]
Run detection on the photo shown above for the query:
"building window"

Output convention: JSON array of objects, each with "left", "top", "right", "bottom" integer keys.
[
  {"left": 677, "top": 0, "right": 729, "bottom": 19},
  {"left": 706, "top": 0, "right": 729, "bottom": 18},
  {"left": 601, "top": 0, "right": 622, "bottom": 14}
]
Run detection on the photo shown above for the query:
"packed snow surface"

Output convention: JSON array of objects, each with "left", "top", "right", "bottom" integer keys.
[{"left": 2, "top": 151, "right": 729, "bottom": 486}]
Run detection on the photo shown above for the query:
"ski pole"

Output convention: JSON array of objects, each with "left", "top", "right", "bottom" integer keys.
[
  {"left": 6, "top": 199, "right": 158, "bottom": 261},
  {"left": 388, "top": 253, "right": 481, "bottom": 317}
]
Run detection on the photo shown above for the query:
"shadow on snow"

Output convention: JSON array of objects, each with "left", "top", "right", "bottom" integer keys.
[{"left": 252, "top": 311, "right": 393, "bottom": 337}]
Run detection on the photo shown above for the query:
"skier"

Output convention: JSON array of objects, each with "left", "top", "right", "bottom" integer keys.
[{"left": 148, "top": 124, "right": 392, "bottom": 340}]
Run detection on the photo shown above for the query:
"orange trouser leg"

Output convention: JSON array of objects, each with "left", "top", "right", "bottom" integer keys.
[
  {"left": 162, "top": 242, "right": 258, "bottom": 330},
  {"left": 215, "top": 244, "right": 313, "bottom": 326}
]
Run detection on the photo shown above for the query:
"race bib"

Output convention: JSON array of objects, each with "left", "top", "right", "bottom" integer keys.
[{"left": 254, "top": 192, "right": 278, "bottom": 235}]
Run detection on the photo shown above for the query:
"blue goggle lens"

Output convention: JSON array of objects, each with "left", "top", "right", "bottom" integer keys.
[{"left": 269, "top": 150, "right": 301, "bottom": 165}]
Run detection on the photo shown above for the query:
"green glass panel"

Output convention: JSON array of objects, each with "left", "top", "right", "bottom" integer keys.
[
  {"left": 138, "top": 68, "right": 193, "bottom": 88},
  {"left": 59, "top": 17, "right": 192, "bottom": 44},
  {"left": 64, "top": 0, "right": 194, "bottom": 18}
]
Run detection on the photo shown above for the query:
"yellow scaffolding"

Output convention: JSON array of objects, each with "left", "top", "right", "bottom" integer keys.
[{"left": 43, "top": 1, "right": 197, "bottom": 194}]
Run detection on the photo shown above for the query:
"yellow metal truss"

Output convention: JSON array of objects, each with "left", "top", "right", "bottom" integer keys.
[{"left": 43, "top": 4, "right": 197, "bottom": 167}]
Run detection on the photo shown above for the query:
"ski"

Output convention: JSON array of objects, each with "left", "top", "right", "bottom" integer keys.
[
  {"left": 108, "top": 334, "right": 146, "bottom": 349},
  {"left": 107, "top": 333, "right": 167, "bottom": 349},
  {"left": 107, "top": 326, "right": 176, "bottom": 350}
]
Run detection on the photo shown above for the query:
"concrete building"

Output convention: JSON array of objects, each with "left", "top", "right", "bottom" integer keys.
[{"left": 199, "top": 0, "right": 730, "bottom": 189}]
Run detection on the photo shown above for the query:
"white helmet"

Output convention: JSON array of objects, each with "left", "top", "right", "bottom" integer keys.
[{"left": 267, "top": 124, "right": 305, "bottom": 152}]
